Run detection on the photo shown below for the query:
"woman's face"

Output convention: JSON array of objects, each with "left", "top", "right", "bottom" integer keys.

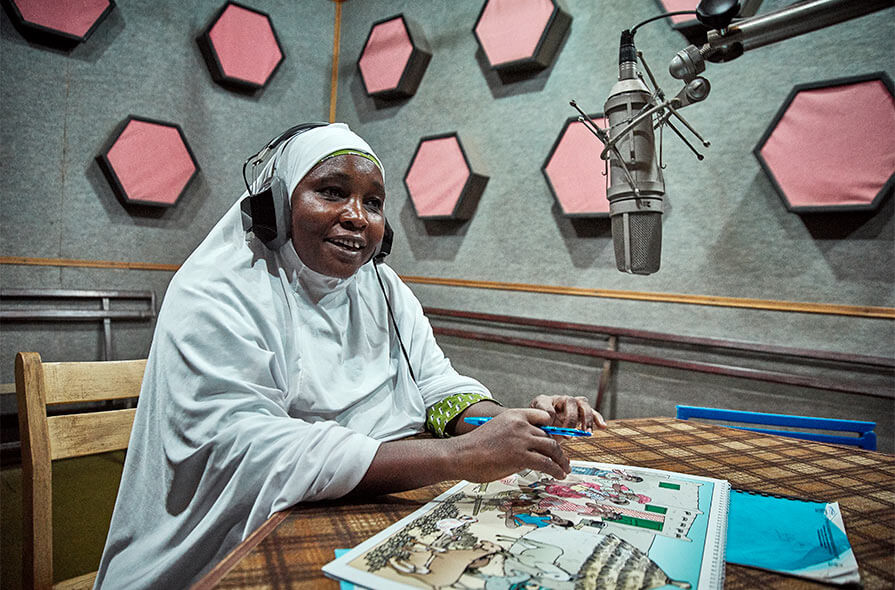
[{"left": 290, "top": 154, "right": 385, "bottom": 279}]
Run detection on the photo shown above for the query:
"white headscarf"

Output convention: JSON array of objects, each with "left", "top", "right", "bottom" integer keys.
[{"left": 256, "top": 122, "right": 384, "bottom": 201}]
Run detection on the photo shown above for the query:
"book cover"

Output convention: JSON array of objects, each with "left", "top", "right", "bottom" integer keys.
[{"left": 323, "top": 461, "right": 730, "bottom": 589}]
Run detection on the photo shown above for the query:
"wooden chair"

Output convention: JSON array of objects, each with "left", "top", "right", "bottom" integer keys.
[
  {"left": 15, "top": 352, "right": 147, "bottom": 590},
  {"left": 675, "top": 405, "right": 877, "bottom": 450}
]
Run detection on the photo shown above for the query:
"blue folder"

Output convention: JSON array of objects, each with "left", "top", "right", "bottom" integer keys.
[
  {"left": 727, "top": 489, "right": 860, "bottom": 585},
  {"left": 333, "top": 550, "right": 355, "bottom": 590}
]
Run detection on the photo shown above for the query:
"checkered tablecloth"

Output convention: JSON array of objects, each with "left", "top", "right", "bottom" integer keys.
[{"left": 195, "top": 417, "right": 895, "bottom": 590}]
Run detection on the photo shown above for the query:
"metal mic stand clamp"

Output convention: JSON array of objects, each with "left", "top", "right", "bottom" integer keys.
[{"left": 570, "top": 46, "right": 712, "bottom": 179}]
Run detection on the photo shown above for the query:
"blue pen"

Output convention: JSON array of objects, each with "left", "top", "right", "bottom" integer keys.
[{"left": 463, "top": 416, "right": 591, "bottom": 437}]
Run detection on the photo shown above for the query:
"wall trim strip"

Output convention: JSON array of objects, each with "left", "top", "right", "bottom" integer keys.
[
  {"left": 2, "top": 257, "right": 892, "bottom": 319},
  {"left": 402, "top": 275, "right": 895, "bottom": 319},
  {"left": 0, "top": 256, "right": 180, "bottom": 272}
]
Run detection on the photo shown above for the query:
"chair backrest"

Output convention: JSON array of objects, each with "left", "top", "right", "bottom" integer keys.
[
  {"left": 675, "top": 405, "right": 877, "bottom": 450},
  {"left": 15, "top": 351, "right": 147, "bottom": 590}
]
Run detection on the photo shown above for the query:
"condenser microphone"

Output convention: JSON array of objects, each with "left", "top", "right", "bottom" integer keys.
[{"left": 603, "top": 30, "right": 665, "bottom": 275}]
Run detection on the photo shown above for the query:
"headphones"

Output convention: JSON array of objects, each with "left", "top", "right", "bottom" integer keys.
[{"left": 240, "top": 122, "right": 393, "bottom": 263}]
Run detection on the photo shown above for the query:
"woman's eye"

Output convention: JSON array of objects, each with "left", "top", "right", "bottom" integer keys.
[
  {"left": 319, "top": 187, "right": 345, "bottom": 199},
  {"left": 365, "top": 198, "right": 384, "bottom": 212}
]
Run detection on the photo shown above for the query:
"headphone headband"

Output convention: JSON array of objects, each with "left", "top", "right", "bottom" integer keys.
[{"left": 242, "top": 122, "right": 328, "bottom": 196}]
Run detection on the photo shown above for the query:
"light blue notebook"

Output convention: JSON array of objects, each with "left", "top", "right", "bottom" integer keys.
[{"left": 727, "top": 489, "right": 860, "bottom": 585}]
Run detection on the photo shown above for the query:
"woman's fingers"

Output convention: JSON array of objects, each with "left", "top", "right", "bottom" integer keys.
[
  {"left": 529, "top": 395, "right": 606, "bottom": 430},
  {"left": 575, "top": 397, "right": 591, "bottom": 429},
  {"left": 572, "top": 397, "right": 606, "bottom": 430},
  {"left": 529, "top": 434, "right": 570, "bottom": 479},
  {"left": 528, "top": 395, "right": 556, "bottom": 422},
  {"left": 558, "top": 397, "right": 577, "bottom": 427}
]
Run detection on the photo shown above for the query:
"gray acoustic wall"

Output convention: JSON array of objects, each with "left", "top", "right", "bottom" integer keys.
[
  {"left": 1, "top": 1, "right": 893, "bottom": 449},
  {"left": 335, "top": 1, "right": 895, "bottom": 449},
  {"left": 0, "top": 1, "right": 336, "bottom": 409}
]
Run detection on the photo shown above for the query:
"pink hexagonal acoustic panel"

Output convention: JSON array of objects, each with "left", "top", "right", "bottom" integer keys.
[
  {"left": 473, "top": 0, "right": 571, "bottom": 72},
  {"left": 97, "top": 116, "right": 200, "bottom": 208},
  {"left": 4, "top": 0, "right": 114, "bottom": 48},
  {"left": 543, "top": 115, "right": 610, "bottom": 217},
  {"left": 197, "top": 2, "right": 284, "bottom": 91},
  {"left": 357, "top": 14, "right": 432, "bottom": 100},
  {"left": 754, "top": 72, "right": 895, "bottom": 213},
  {"left": 404, "top": 133, "right": 488, "bottom": 220}
]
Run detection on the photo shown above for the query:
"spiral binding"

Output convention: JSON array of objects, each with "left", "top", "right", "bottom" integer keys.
[{"left": 706, "top": 480, "right": 731, "bottom": 589}]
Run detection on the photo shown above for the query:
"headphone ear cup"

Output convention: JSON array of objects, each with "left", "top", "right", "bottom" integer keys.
[
  {"left": 373, "top": 218, "right": 393, "bottom": 263},
  {"left": 268, "top": 175, "right": 291, "bottom": 250},
  {"left": 242, "top": 175, "right": 291, "bottom": 249}
]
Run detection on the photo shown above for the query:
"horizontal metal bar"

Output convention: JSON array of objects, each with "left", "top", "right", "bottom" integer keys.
[
  {"left": 1, "top": 288, "right": 154, "bottom": 299},
  {"left": 712, "top": 0, "right": 895, "bottom": 53},
  {"left": 1, "top": 310, "right": 155, "bottom": 320}
]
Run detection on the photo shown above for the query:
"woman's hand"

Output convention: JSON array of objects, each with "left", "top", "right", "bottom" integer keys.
[
  {"left": 529, "top": 395, "right": 606, "bottom": 432},
  {"left": 356, "top": 401, "right": 604, "bottom": 497},
  {"left": 448, "top": 408, "right": 571, "bottom": 482}
]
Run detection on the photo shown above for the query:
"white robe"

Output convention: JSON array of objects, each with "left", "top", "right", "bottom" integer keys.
[{"left": 93, "top": 202, "right": 490, "bottom": 589}]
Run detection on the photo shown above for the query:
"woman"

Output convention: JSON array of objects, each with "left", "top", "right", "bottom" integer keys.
[{"left": 94, "top": 123, "right": 605, "bottom": 589}]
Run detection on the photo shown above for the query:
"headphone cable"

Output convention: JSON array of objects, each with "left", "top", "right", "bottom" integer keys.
[{"left": 373, "top": 262, "right": 417, "bottom": 383}]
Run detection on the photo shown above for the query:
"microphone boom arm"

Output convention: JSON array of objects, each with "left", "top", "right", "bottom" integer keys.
[
  {"left": 709, "top": 0, "right": 894, "bottom": 55},
  {"left": 672, "top": 0, "right": 894, "bottom": 79}
]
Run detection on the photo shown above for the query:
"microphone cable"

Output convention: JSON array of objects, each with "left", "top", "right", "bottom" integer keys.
[
  {"left": 631, "top": 10, "right": 697, "bottom": 35},
  {"left": 630, "top": 7, "right": 746, "bottom": 36}
]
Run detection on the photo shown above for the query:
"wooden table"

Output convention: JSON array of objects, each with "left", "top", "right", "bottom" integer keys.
[{"left": 194, "top": 417, "right": 895, "bottom": 589}]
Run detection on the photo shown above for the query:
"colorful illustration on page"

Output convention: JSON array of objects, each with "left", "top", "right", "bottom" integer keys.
[{"left": 346, "top": 464, "right": 716, "bottom": 589}]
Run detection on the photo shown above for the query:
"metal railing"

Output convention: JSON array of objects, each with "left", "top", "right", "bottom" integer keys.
[{"left": 424, "top": 307, "right": 895, "bottom": 410}]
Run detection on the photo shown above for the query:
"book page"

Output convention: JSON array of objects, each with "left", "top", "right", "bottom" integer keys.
[{"left": 324, "top": 461, "right": 729, "bottom": 590}]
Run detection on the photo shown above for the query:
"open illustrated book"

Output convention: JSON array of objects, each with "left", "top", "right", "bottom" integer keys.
[{"left": 323, "top": 461, "right": 730, "bottom": 589}]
